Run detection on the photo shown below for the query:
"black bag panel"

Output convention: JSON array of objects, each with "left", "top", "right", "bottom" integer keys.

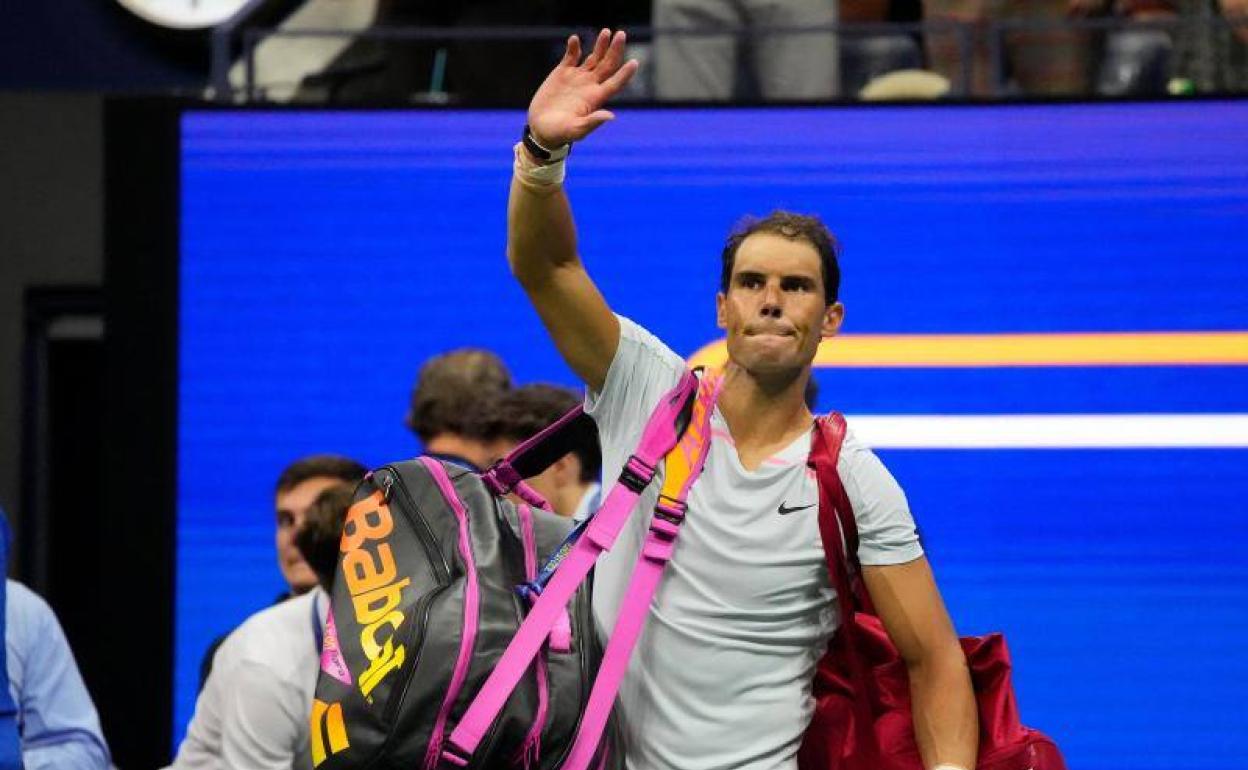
[
  {"left": 383, "top": 576, "right": 471, "bottom": 764},
  {"left": 313, "top": 471, "right": 457, "bottom": 769},
  {"left": 315, "top": 456, "right": 618, "bottom": 770}
]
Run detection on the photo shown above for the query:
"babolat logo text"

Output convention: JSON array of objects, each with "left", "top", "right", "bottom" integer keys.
[{"left": 341, "top": 489, "right": 411, "bottom": 700}]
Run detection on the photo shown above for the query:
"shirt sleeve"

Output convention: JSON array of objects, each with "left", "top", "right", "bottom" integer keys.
[
  {"left": 218, "top": 660, "right": 307, "bottom": 770},
  {"left": 839, "top": 445, "right": 925, "bottom": 567},
  {"left": 9, "top": 585, "right": 111, "bottom": 770},
  {"left": 584, "top": 315, "right": 686, "bottom": 463}
]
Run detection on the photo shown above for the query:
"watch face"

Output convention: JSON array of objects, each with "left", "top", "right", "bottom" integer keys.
[{"left": 114, "top": 0, "right": 252, "bottom": 29}]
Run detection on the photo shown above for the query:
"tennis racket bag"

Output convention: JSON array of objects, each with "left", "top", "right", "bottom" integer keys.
[{"left": 311, "top": 371, "right": 705, "bottom": 770}]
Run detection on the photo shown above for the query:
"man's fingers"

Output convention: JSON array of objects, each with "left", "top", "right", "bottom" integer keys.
[
  {"left": 578, "top": 110, "right": 616, "bottom": 135},
  {"left": 582, "top": 28, "right": 612, "bottom": 70},
  {"left": 601, "top": 59, "right": 639, "bottom": 95},
  {"left": 561, "top": 34, "right": 581, "bottom": 66},
  {"left": 595, "top": 30, "right": 628, "bottom": 81}
]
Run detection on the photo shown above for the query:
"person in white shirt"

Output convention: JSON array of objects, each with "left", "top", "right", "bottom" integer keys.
[
  {"left": 504, "top": 29, "right": 978, "bottom": 770},
  {"left": 167, "top": 483, "right": 356, "bottom": 770}
]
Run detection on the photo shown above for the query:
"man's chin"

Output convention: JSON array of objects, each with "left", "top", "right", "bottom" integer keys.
[{"left": 733, "top": 352, "right": 805, "bottom": 377}]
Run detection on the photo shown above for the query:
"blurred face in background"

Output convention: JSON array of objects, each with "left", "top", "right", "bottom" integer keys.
[{"left": 274, "top": 476, "right": 344, "bottom": 593}]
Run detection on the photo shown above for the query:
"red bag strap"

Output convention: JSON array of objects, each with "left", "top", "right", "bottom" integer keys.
[
  {"left": 809, "top": 413, "right": 879, "bottom": 759},
  {"left": 810, "top": 413, "right": 860, "bottom": 606}
]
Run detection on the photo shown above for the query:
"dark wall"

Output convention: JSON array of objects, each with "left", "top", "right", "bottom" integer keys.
[
  {"left": 0, "top": 92, "right": 105, "bottom": 538},
  {"left": 0, "top": 92, "right": 177, "bottom": 769}
]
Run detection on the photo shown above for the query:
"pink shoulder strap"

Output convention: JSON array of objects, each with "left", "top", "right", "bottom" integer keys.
[
  {"left": 558, "top": 373, "right": 721, "bottom": 770},
  {"left": 441, "top": 371, "right": 702, "bottom": 766}
]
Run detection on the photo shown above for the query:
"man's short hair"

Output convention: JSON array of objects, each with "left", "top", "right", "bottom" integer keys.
[
  {"left": 476, "top": 383, "right": 601, "bottom": 483},
  {"left": 294, "top": 483, "right": 355, "bottom": 591},
  {"left": 275, "top": 454, "right": 367, "bottom": 494},
  {"left": 719, "top": 210, "right": 841, "bottom": 306},
  {"left": 406, "top": 348, "right": 512, "bottom": 443}
]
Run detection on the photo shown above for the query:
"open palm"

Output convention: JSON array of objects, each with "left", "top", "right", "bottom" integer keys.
[{"left": 528, "top": 29, "right": 639, "bottom": 149}]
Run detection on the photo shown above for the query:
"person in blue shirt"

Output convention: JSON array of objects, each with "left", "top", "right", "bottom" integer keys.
[{"left": 4, "top": 578, "right": 111, "bottom": 770}]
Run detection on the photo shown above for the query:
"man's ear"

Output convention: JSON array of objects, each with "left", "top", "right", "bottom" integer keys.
[
  {"left": 716, "top": 291, "right": 727, "bottom": 330},
  {"left": 821, "top": 302, "right": 845, "bottom": 338}
]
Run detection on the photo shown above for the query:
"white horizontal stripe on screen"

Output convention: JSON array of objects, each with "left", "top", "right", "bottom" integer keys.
[{"left": 847, "top": 414, "right": 1248, "bottom": 448}]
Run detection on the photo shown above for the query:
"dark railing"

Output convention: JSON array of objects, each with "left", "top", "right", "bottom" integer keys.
[{"left": 209, "top": 15, "right": 1248, "bottom": 104}]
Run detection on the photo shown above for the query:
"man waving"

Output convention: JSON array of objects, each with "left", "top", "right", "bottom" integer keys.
[{"left": 508, "top": 29, "right": 978, "bottom": 770}]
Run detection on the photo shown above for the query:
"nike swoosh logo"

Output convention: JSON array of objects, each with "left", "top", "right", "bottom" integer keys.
[{"left": 777, "top": 502, "right": 815, "bottom": 515}]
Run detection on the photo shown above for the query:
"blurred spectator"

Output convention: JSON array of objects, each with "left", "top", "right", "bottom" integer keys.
[
  {"left": 1170, "top": 0, "right": 1248, "bottom": 90},
  {"left": 406, "top": 348, "right": 513, "bottom": 471},
  {"left": 840, "top": 0, "right": 930, "bottom": 95},
  {"left": 167, "top": 484, "right": 354, "bottom": 770},
  {"left": 652, "top": 0, "right": 840, "bottom": 100},
  {"left": 478, "top": 384, "right": 602, "bottom": 521},
  {"left": 924, "top": 0, "right": 1092, "bottom": 95},
  {"left": 1226, "top": 0, "right": 1248, "bottom": 42},
  {"left": 0, "top": 509, "right": 109, "bottom": 770},
  {"left": 293, "top": 486, "right": 356, "bottom": 593},
  {"left": 297, "top": 1, "right": 562, "bottom": 104},
  {"left": 2, "top": 581, "right": 111, "bottom": 770},
  {"left": 1069, "top": 0, "right": 1179, "bottom": 95},
  {"left": 199, "top": 454, "right": 367, "bottom": 688}
]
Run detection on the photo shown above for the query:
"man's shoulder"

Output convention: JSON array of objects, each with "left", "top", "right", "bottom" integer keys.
[
  {"left": 5, "top": 579, "right": 50, "bottom": 615},
  {"left": 616, "top": 315, "right": 681, "bottom": 364},
  {"left": 5, "top": 579, "right": 57, "bottom": 638},
  {"left": 827, "top": 422, "right": 901, "bottom": 492},
  {"left": 223, "top": 591, "right": 317, "bottom": 672}
]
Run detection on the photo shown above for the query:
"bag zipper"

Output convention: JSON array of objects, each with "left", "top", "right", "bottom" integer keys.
[{"left": 375, "top": 467, "right": 452, "bottom": 728}]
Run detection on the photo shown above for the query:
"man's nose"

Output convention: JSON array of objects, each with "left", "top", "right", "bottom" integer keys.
[{"left": 760, "top": 282, "right": 782, "bottom": 317}]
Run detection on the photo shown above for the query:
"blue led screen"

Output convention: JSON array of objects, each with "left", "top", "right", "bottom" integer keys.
[{"left": 178, "top": 103, "right": 1248, "bottom": 766}]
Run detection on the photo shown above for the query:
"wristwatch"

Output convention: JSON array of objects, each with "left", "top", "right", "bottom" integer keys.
[{"left": 521, "top": 125, "right": 572, "bottom": 163}]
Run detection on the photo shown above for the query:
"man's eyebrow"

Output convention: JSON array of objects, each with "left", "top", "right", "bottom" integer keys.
[{"left": 734, "top": 270, "right": 766, "bottom": 282}]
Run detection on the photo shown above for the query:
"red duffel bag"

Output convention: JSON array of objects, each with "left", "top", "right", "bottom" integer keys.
[{"left": 799, "top": 414, "right": 1067, "bottom": 770}]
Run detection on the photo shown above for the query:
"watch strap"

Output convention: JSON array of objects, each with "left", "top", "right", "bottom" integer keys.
[{"left": 521, "top": 125, "right": 572, "bottom": 163}]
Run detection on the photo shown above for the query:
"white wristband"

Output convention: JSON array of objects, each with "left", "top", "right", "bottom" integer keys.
[
  {"left": 932, "top": 764, "right": 971, "bottom": 770},
  {"left": 513, "top": 142, "right": 566, "bottom": 191}
]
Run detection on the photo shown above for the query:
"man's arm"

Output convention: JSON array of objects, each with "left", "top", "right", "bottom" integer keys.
[
  {"left": 863, "top": 557, "right": 978, "bottom": 770},
  {"left": 12, "top": 586, "right": 110, "bottom": 770},
  {"left": 510, "top": 29, "right": 637, "bottom": 392}
]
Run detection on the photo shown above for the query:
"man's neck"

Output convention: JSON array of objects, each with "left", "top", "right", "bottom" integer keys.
[
  {"left": 717, "top": 364, "right": 813, "bottom": 471},
  {"left": 551, "top": 481, "right": 593, "bottom": 520},
  {"left": 423, "top": 434, "right": 489, "bottom": 470}
]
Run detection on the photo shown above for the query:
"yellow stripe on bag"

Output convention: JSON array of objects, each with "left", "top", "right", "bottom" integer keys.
[
  {"left": 325, "top": 703, "right": 349, "bottom": 754},
  {"left": 310, "top": 700, "right": 328, "bottom": 766},
  {"left": 310, "top": 699, "right": 350, "bottom": 766},
  {"left": 687, "top": 331, "right": 1248, "bottom": 370}
]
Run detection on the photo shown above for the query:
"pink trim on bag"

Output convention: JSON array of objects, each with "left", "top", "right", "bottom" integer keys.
[
  {"left": 513, "top": 479, "right": 552, "bottom": 511},
  {"left": 319, "top": 607, "right": 353, "bottom": 685},
  {"left": 514, "top": 504, "right": 549, "bottom": 769},
  {"left": 419, "top": 457, "right": 481, "bottom": 770}
]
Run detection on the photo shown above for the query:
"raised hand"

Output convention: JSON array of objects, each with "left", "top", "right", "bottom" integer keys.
[{"left": 527, "top": 29, "right": 639, "bottom": 149}]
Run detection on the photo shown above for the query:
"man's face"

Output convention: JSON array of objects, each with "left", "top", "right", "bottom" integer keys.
[
  {"left": 716, "top": 233, "right": 844, "bottom": 377},
  {"left": 274, "top": 475, "right": 343, "bottom": 594}
]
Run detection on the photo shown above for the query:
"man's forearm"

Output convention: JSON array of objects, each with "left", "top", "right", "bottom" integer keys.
[
  {"left": 908, "top": 647, "right": 978, "bottom": 770},
  {"left": 507, "top": 155, "right": 580, "bottom": 289}
]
